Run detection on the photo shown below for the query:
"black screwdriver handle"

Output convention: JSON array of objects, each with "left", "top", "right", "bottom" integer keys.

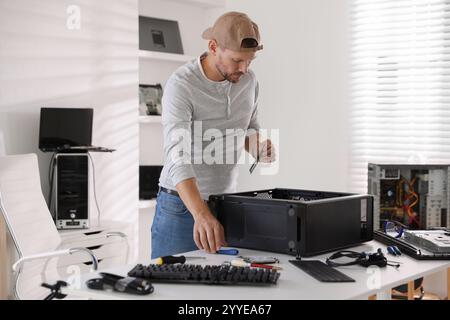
[{"left": 156, "top": 255, "right": 187, "bottom": 265}]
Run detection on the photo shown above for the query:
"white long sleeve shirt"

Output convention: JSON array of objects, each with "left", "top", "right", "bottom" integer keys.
[{"left": 158, "top": 53, "right": 260, "bottom": 200}]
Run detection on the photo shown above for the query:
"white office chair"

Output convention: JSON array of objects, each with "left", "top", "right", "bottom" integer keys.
[{"left": 0, "top": 153, "right": 127, "bottom": 300}]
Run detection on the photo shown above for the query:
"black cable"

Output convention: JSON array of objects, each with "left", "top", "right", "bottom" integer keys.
[
  {"left": 326, "top": 249, "right": 398, "bottom": 268},
  {"left": 326, "top": 250, "right": 368, "bottom": 267},
  {"left": 47, "top": 152, "right": 55, "bottom": 192},
  {"left": 87, "top": 152, "right": 101, "bottom": 223}
]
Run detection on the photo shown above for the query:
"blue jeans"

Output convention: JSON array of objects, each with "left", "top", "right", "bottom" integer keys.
[{"left": 151, "top": 191, "right": 198, "bottom": 259}]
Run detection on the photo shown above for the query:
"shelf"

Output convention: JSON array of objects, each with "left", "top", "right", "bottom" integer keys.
[
  {"left": 139, "top": 199, "right": 157, "bottom": 209},
  {"left": 139, "top": 115, "right": 162, "bottom": 124},
  {"left": 139, "top": 50, "right": 196, "bottom": 63},
  {"left": 167, "top": 0, "right": 226, "bottom": 9}
]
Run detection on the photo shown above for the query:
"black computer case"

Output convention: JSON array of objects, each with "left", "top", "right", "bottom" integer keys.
[
  {"left": 55, "top": 153, "right": 89, "bottom": 229},
  {"left": 209, "top": 188, "right": 374, "bottom": 257}
]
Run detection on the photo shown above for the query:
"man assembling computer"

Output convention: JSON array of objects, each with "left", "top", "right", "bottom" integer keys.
[{"left": 151, "top": 12, "right": 276, "bottom": 259}]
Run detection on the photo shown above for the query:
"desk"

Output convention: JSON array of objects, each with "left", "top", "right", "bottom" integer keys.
[{"left": 63, "top": 241, "right": 450, "bottom": 300}]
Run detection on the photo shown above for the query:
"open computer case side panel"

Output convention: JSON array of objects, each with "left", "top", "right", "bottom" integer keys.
[
  {"left": 209, "top": 189, "right": 374, "bottom": 257},
  {"left": 368, "top": 163, "right": 450, "bottom": 231},
  {"left": 300, "top": 194, "right": 374, "bottom": 257}
]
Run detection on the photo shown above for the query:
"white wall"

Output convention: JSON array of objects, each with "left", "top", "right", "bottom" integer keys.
[
  {"left": 223, "top": 0, "right": 352, "bottom": 193},
  {"left": 0, "top": 0, "right": 140, "bottom": 271}
]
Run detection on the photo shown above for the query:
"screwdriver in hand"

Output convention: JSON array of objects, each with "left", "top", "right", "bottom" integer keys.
[
  {"left": 155, "top": 255, "right": 206, "bottom": 265},
  {"left": 249, "top": 153, "right": 261, "bottom": 174}
]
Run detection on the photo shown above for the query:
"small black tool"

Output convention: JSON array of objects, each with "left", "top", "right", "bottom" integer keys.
[
  {"left": 41, "top": 281, "right": 68, "bottom": 300},
  {"left": 249, "top": 147, "right": 263, "bottom": 174},
  {"left": 249, "top": 158, "right": 259, "bottom": 174}
]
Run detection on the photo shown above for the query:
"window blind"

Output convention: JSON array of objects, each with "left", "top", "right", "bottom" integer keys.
[{"left": 350, "top": 0, "right": 450, "bottom": 193}]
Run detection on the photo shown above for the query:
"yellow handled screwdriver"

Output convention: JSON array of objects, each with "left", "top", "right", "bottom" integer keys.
[{"left": 155, "top": 255, "right": 206, "bottom": 265}]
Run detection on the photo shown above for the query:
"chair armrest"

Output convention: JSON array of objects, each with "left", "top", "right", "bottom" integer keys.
[
  {"left": 12, "top": 247, "right": 98, "bottom": 300},
  {"left": 106, "top": 232, "right": 129, "bottom": 263},
  {"left": 13, "top": 247, "right": 98, "bottom": 273}
]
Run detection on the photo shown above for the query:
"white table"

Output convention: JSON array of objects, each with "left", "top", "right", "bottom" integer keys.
[{"left": 63, "top": 241, "right": 450, "bottom": 300}]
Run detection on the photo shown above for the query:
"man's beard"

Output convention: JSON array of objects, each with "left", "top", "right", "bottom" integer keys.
[{"left": 215, "top": 64, "right": 244, "bottom": 83}]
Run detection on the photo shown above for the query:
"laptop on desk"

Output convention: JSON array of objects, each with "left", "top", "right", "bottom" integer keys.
[{"left": 39, "top": 108, "right": 115, "bottom": 153}]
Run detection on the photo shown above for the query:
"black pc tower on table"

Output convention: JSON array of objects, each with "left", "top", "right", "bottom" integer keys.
[
  {"left": 39, "top": 108, "right": 94, "bottom": 229},
  {"left": 54, "top": 153, "right": 89, "bottom": 229},
  {"left": 209, "top": 188, "right": 374, "bottom": 257}
]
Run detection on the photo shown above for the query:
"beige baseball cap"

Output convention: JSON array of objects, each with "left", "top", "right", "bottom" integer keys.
[{"left": 202, "top": 12, "right": 263, "bottom": 52}]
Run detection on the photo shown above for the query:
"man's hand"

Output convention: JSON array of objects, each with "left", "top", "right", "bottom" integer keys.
[
  {"left": 176, "top": 178, "right": 227, "bottom": 253},
  {"left": 245, "top": 133, "right": 277, "bottom": 164},
  {"left": 258, "top": 139, "right": 276, "bottom": 163},
  {"left": 193, "top": 210, "right": 227, "bottom": 253}
]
